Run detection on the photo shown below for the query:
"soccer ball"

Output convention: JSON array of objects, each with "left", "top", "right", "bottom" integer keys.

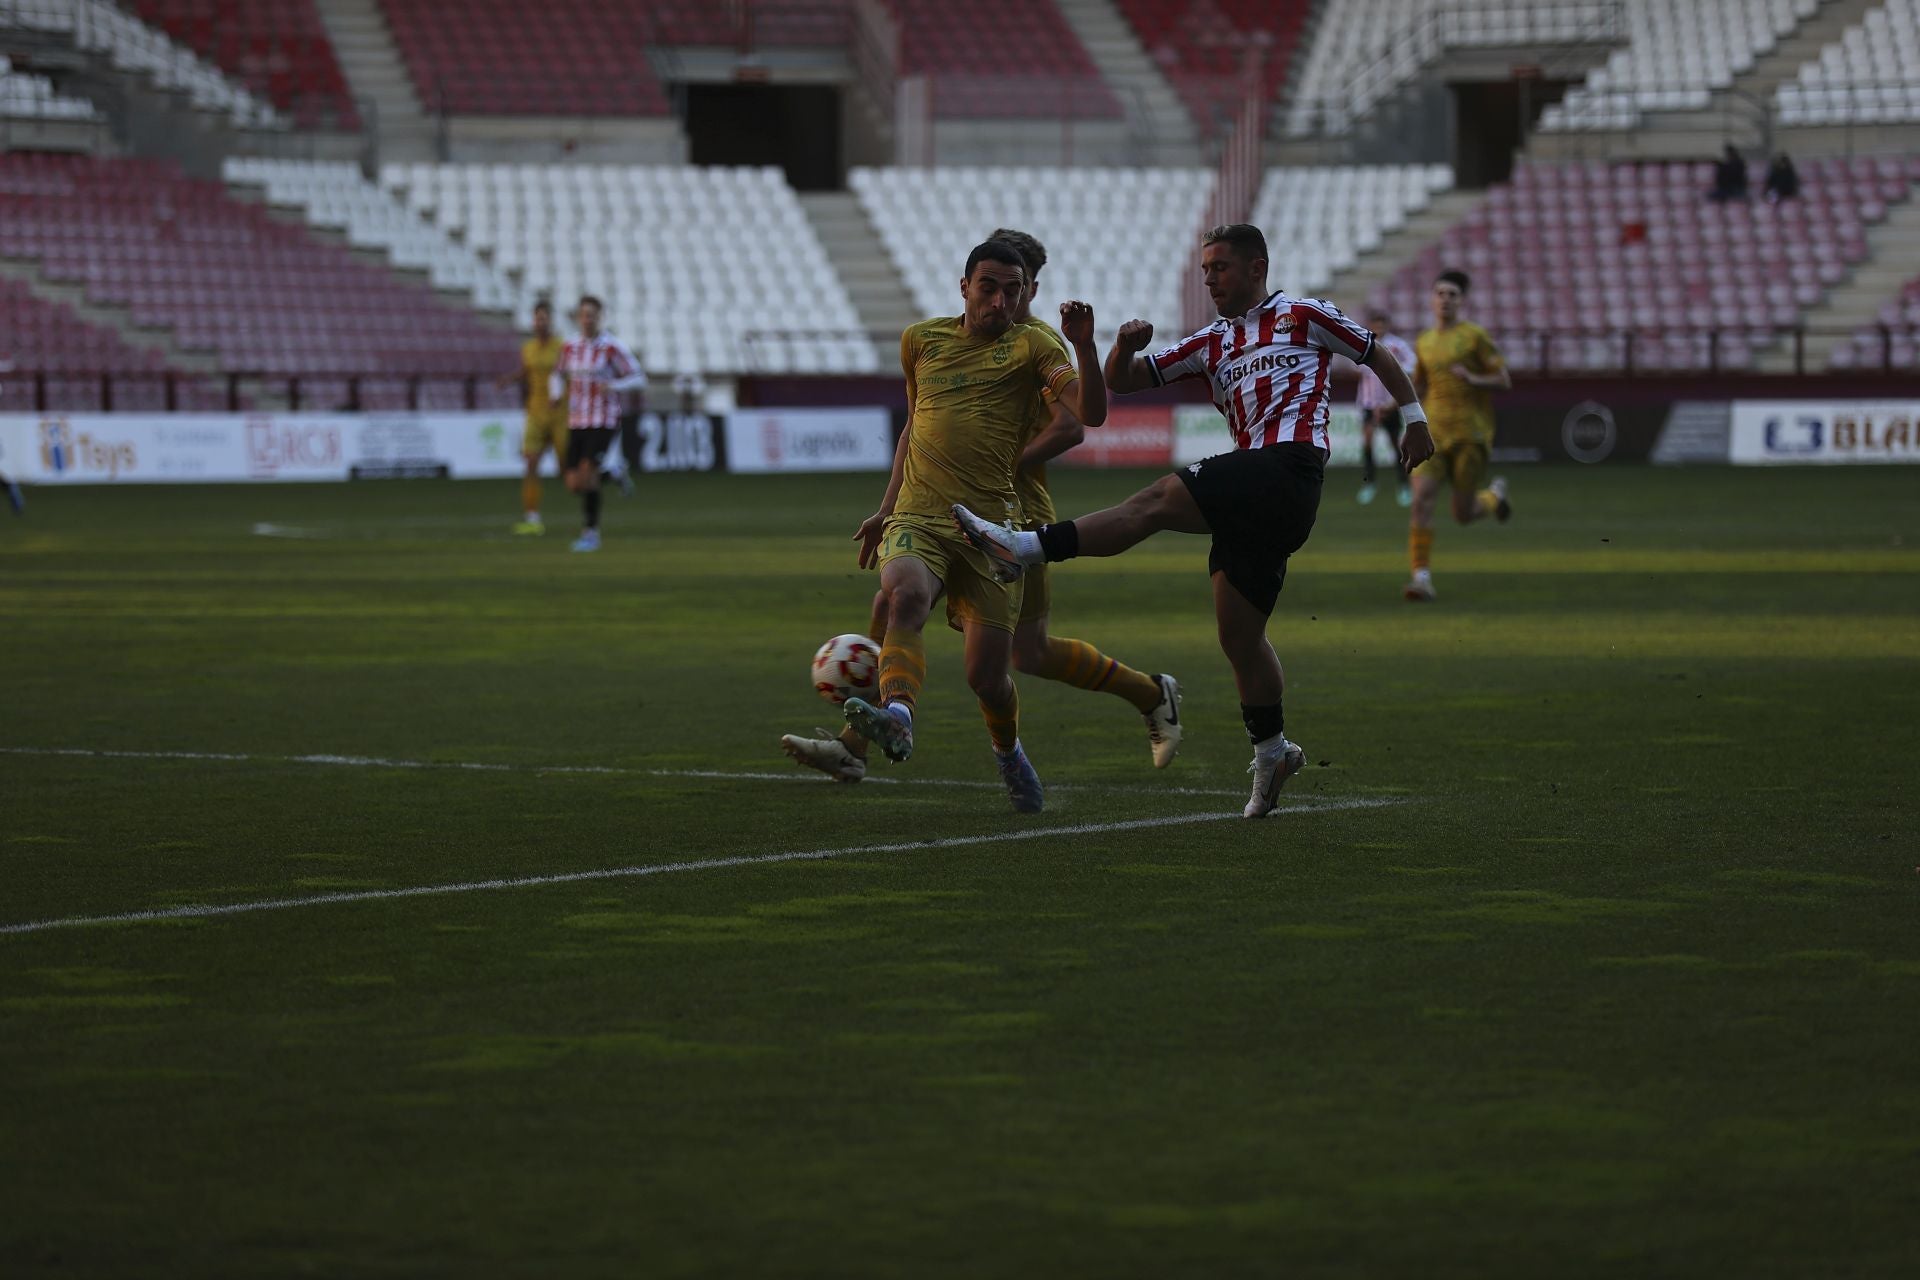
[{"left": 811, "top": 633, "right": 880, "bottom": 704}]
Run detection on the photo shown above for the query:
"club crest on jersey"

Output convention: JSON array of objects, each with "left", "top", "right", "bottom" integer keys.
[
  {"left": 1272, "top": 313, "right": 1297, "bottom": 333},
  {"left": 992, "top": 340, "right": 1011, "bottom": 365}
]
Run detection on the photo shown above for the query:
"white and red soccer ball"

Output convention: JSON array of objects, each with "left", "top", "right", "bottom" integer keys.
[{"left": 811, "top": 633, "right": 880, "bottom": 704}]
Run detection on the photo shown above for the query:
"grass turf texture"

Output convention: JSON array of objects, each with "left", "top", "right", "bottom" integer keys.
[{"left": 2, "top": 465, "right": 1917, "bottom": 1277}]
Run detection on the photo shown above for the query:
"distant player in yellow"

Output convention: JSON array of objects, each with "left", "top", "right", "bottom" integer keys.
[
  {"left": 841, "top": 238, "right": 1106, "bottom": 812},
  {"left": 498, "top": 299, "right": 566, "bottom": 535},
  {"left": 780, "top": 229, "right": 1178, "bottom": 787},
  {"left": 1405, "top": 269, "right": 1512, "bottom": 601}
]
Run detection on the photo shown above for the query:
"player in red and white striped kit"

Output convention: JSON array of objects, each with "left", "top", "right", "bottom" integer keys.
[
  {"left": 955, "top": 224, "right": 1434, "bottom": 817},
  {"left": 553, "top": 295, "right": 646, "bottom": 552},
  {"left": 1355, "top": 307, "right": 1418, "bottom": 507}
]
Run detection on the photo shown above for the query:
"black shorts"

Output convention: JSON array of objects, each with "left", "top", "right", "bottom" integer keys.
[
  {"left": 565, "top": 427, "right": 616, "bottom": 470},
  {"left": 1371, "top": 407, "right": 1403, "bottom": 436},
  {"left": 1175, "top": 442, "right": 1326, "bottom": 616}
]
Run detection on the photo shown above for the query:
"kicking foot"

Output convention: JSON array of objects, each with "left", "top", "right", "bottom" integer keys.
[
  {"left": 950, "top": 504, "right": 1027, "bottom": 583},
  {"left": 1243, "top": 739, "right": 1306, "bottom": 819},
  {"left": 1143, "top": 673, "right": 1182, "bottom": 769},
  {"left": 781, "top": 730, "right": 866, "bottom": 783},
  {"left": 1489, "top": 475, "right": 1511, "bottom": 523},
  {"left": 844, "top": 696, "right": 914, "bottom": 763},
  {"left": 995, "top": 741, "right": 1044, "bottom": 813}
]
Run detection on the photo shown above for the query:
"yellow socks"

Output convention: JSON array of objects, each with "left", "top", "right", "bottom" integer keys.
[
  {"left": 1409, "top": 526, "right": 1433, "bottom": 573},
  {"left": 978, "top": 680, "right": 1020, "bottom": 755},
  {"left": 520, "top": 476, "right": 540, "bottom": 515},
  {"left": 877, "top": 631, "right": 925, "bottom": 712},
  {"left": 1034, "top": 636, "right": 1161, "bottom": 714}
]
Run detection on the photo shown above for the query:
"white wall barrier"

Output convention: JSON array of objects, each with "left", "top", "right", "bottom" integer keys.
[
  {"left": 0, "top": 411, "right": 729, "bottom": 483},
  {"left": 1729, "top": 401, "right": 1920, "bottom": 465},
  {"left": 722, "top": 408, "right": 893, "bottom": 474}
]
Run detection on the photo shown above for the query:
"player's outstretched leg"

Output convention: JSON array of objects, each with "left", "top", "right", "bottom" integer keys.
[
  {"left": 1143, "top": 673, "right": 1183, "bottom": 768},
  {"left": 949, "top": 505, "right": 1028, "bottom": 582},
  {"left": 780, "top": 728, "right": 867, "bottom": 782}
]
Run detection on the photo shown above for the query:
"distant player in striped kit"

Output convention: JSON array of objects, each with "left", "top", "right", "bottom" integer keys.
[
  {"left": 552, "top": 295, "right": 645, "bottom": 553},
  {"left": 1355, "top": 307, "right": 1415, "bottom": 508},
  {"left": 955, "top": 224, "right": 1434, "bottom": 818}
]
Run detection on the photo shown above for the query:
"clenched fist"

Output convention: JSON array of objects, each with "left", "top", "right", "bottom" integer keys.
[{"left": 1116, "top": 319, "right": 1155, "bottom": 354}]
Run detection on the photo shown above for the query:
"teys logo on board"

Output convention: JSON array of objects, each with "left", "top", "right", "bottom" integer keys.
[{"left": 39, "top": 419, "right": 136, "bottom": 478}]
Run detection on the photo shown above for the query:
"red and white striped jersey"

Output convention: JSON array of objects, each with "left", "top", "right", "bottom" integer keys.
[
  {"left": 1356, "top": 332, "right": 1416, "bottom": 411},
  {"left": 557, "top": 333, "right": 646, "bottom": 430},
  {"left": 1148, "top": 291, "right": 1373, "bottom": 455}
]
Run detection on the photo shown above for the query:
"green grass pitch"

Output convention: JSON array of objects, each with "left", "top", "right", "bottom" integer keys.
[{"left": 2, "top": 464, "right": 1917, "bottom": 1277}]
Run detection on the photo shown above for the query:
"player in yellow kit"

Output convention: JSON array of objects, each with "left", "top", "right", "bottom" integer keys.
[
  {"left": 780, "top": 230, "right": 1179, "bottom": 787},
  {"left": 1405, "top": 269, "right": 1512, "bottom": 601},
  {"left": 840, "top": 238, "right": 1106, "bottom": 813},
  {"left": 499, "top": 299, "right": 567, "bottom": 535}
]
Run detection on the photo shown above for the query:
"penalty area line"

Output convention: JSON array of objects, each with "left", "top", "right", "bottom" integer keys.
[{"left": 0, "top": 799, "right": 1400, "bottom": 938}]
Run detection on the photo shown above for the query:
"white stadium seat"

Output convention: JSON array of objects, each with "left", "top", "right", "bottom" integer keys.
[
  {"left": 380, "top": 163, "right": 875, "bottom": 377},
  {"left": 1776, "top": 0, "right": 1920, "bottom": 126}
]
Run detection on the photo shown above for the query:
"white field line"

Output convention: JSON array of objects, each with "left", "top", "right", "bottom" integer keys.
[
  {"left": 0, "top": 745, "right": 1256, "bottom": 798},
  {"left": 0, "top": 799, "right": 1398, "bottom": 938}
]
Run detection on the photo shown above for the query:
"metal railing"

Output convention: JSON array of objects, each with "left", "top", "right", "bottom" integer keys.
[{"left": 0, "top": 370, "right": 518, "bottom": 414}]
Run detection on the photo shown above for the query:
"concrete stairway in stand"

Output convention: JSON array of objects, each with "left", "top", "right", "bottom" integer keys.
[
  {"left": 1053, "top": 0, "right": 1200, "bottom": 165},
  {"left": 799, "top": 192, "right": 920, "bottom": 352},
  {"left": 312, "top": 0, "right": 438, "bottom": 162},
  {"left": 1758, "top": 184, "right": 1920, "bottom": 371}
]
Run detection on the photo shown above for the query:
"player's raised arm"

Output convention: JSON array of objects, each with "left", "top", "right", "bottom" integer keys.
[
  {"left": 1103, "top": 319, "right": 1158, "bottom": 394},
  {"left": 1363, "top": 340, "right": 1435, "bottom": 473},
  {"left": 1055, "top": 301, "right": 1106, "bottom": 427}
]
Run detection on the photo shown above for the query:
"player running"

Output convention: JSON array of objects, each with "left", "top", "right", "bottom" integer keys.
[
  {"left": 954, "top": 224, "right": 1433, "bottom": 818},
  {"left": 780, "top": 228, "right": 1179, "bottom": 786},
  {"left": 1356, "top": 307, "right": 1415, "bottom": 508},
  {"left": 838, "top": 239, "right": 1107, "bottom": 813},
  {"left": 551, "top": 295, "right": 645, "bottom": 553},
  {"left": 499, "top": 299, "right": 567, "bottom": 535},
  {"left": 1404, "top": 269, "right": 1512, "bottom": 602}
]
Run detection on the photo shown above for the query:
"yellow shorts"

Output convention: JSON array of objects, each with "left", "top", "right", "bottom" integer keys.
[
  {"left": 522, "top": 410, "right": 568, "bottom": 459},
  {"left": 1414, "top": 438, "right": 1490, "bottom": 491},
  {"left": 880, "top": 514, "right": 1022, "bottom": 634}
]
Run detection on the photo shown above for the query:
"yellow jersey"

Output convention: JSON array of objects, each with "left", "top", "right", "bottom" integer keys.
[
  {"left": 897, "top": 316, "right": 1077, "bottom": 524},
  {"left": 1414, "top": 322, "right": 1504, "bottom": 444},
  {"left": 1012, "top": 316, "right": 1073, "bottom": 527},
  {"left": 521, "top": 335, "right": 564, "bottom": 417}
]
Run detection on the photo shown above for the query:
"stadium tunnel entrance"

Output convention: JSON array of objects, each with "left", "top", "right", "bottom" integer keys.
[
  {"left": 1452, "top": 76, "right": 1574, "bottom": 189},
  {"left": 685, "top": 83, "right": 842, "bottom": 191}
]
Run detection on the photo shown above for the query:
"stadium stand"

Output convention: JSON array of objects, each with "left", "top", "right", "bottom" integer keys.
[
  {"left": 849, "top": 165, "right": 1211, "bottom": 346},
  {"left": 1366, "top": 156, "right": 1914, "bottom": 372},
  {"left": 1249, "top": 164, "right": 1456, "bottom": 299},
  {"left": 1113, "top": 0, "right": 1309, "bottom": 138},
  {"left": 1540, "top": 0, "right": 1819, "bottom": 132},
  {"left": 224, "top": 157, "right": 522, "bottom": 314},
  {"left": 1777, "top": 0, "right": 1920, "bottom": 125},
  {"left": 1287, "top": 0, "right": 1626, "bottom": 135},
  {"left": 120, "top": 0, "right": 356, "bottom": 128},
  {"left": 378, "top": 0, "right": 672, "bottom": 116},
  {"left": 884, "top": 0, "right": 1122, "bottom": 119},
  {"left": 1, "top": 0, "right": 284, "bottom": 128},
  {"left": 0, "top": 52, "right": 100, "bottom": 119},
  {"left": 0, "top": 277, "right": 230, "bottom": 410},
  {"left": 0, "top": 152, "right": 516, "bottom": 408},
  {"left": 382, "top": 162, "right": 874, "bottom": 375}
]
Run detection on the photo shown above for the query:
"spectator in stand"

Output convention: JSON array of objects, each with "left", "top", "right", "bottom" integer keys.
[
  {"left": 1709, "top": 144, "right": 1749, "bottom": 202},
  {"left": 1765, "top": 152, "right": 1800, "bottom": 203}
]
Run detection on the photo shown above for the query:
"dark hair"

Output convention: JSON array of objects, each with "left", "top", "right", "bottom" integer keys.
[
  {"left": 532, "top": 298, "right": 553, "bottom": 315},
  {"left": 964, "top": 239, "right": 1027, "bottom": 280},
  {"left": 1435, "top": 269, "right": 1471, "bottom": 294},
  {"left": 577, "top": 294, "right": 604, "bottom": 312},
  {"left": 990, "top": 227, "right": 1047, "bottom": 278},
  {"left": 1201, "top": 223, "right": 1268, "bottom": 264}
]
